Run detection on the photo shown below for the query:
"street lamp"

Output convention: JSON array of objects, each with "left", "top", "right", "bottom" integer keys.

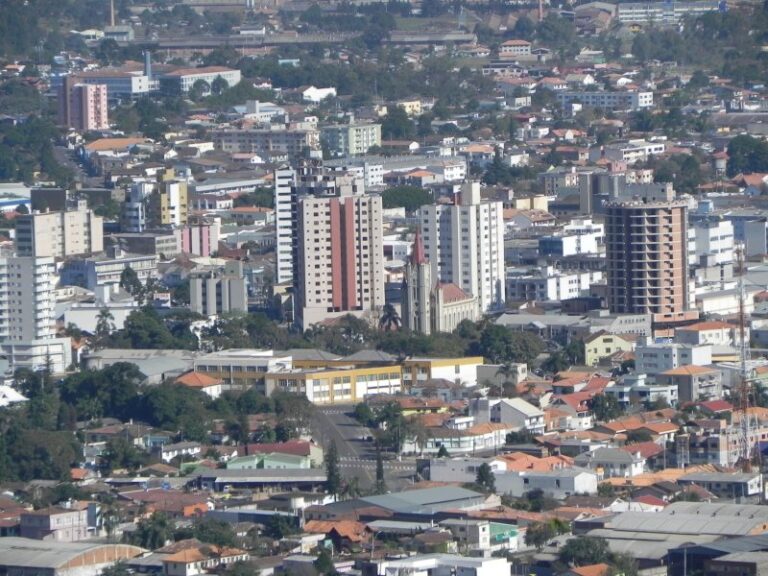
[{"left": 370, "top": 529, "right": 384, "bottom": 560}]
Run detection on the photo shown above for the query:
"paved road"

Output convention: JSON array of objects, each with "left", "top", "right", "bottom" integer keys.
[{"left": 311, "top": 405, "right": 418, "bottom": 491}]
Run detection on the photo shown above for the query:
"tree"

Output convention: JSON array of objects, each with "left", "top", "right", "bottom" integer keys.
[
  {"left": 100, "top": 436, "right": 145, "bottom": 474},
  {"left": 626, "top": 429, "right": 653, "bottom": 444},
  {"left": 475, "top": 462, "right": 496, "bottom": 493},
  {"left": 210, "top": 75, "right": 229, "bottom": 96},
  {"left": 379, "top": 303, "right": 401, "bottom": 332},
  {"left": 130, "top": 512, "right": 172, "bottom": 549},
  {"left": 119, "top": 267, "right": 143, "bottom": 298},
  {"left": 375, "top": 447, "right": 387, "bottom": 494},
  {"left": 476, "top": 325, "right": 545, "bottom": 366},
  {"left": 597, "top": 483, "right": 616, "bottom": 497},
  {"left": 15, "top": 203, "right": 28, "bottom": 214},
  {"left": 353, "top": 402, "right": 376, "bottom": 427},
  {"left": 381, "top": 106, "right": 415, "bottom": 139},
  {"left": 381, "top": 186, "right": 432, "bottom": 212},
  {"left": 591, "top": 394, "right": 622, "bottom": 422},
  {"left": 194, "top": 517, "right": 237, "bottom": 547},
  {"left": 541, "top": 351, "right": 570, "bottom": 374},
  {"left": 559, "top": 536, "right": 611, "bottom": 566},
  {"left": 264, "top": 514, "right": 296, "bottom": 540},
  {"left": 314, "top": 548, "right": 335, "bottom": 575},
  {"left": 524, "top": 519, "right": 568, "bottom": 550},
  {"left": 436, "top": 444, "right": 449, "bottom": 458},
  {"left": 727, "top": 134, "right": 768, "bottom": 177},
  {"left": 95, "top": 308, "right": 115, "bottom": 348},
  {"left": 325, "top": 441, "right": 341, "bottom": 499}
]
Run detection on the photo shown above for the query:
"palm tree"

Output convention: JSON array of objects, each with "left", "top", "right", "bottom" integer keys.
[
  {"left": 94, "top": 308, "right": 115, "bottom": 350},
  {"left": 379, "top": 303, "right": 401, "bottom": 332},
  {"left": 495, "top": 363, "right": 518, "bottom": 398}
]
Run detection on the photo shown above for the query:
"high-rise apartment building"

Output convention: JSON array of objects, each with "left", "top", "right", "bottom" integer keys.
[
  {"left": 606, "top": 192, "right": 694, "bottom": 325},
  {"left": 274, "top": 158, "right": 361, "bottom": 286},
  {"left": 15, "top": 199, "right": 104, "bottom": 259},
  {"left": 148, "top": 169, "right": 189, "bottom": 228},
  {"left": 320, "top": 122, "right": 382, "bottom": 157},
  {"left": 0, "top": 256, "right": 71, "bottom": 373},
  {"left": 190, "top": 260, "right": 248, "bottom": 317},
  {"left": 418, "top": 182, "right": 506, "bottom": 313},
  {"left": 296, "top": 192, "right": 384, "bottom": 328},
  {"left": 58, "top": 77, "right": 109, "bottom": 131}
]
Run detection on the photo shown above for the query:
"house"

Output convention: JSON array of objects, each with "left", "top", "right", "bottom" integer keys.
[
  {"left": 162, "top": 545, "right": 249, "bottom": 576},
  {"left": 20, "top": 505, "right": 90, "bottom": 542},
  {"left": 156, "top": 442, "right": 202, "bottom": 463},
  {"left": 584, "top": 332, "right": 636, "bottom": 366},
  {"left": 303, "top": 520, "right": 367, "bottom": 551},
  {"left": 506, "top": 209, "right": 557, "bottom": 230},
  {"left": 499, "top": 39, "right": 532, "bottom": 58},
  {"left": 471, "top": 397, "right": 546, "bottom": 434},
  {"left": 405, "top": 423, "right": 515, "bottom": 455},
  {"left": 175, "top": 372, "right": 224, "bottom": 399},
  {"left": 550, "top": 392, "right": 595, "bottom": 430},
  {"left": 563, "top": 564, "right": 610, "bottom": 576},
  {"left": 656, "top": 365, "right": 722, "bottom": 404},
  {"left": 675, "top": 321, "right": 747, "bottom": 347},
  {"left": 677, "top": 471, "right": 765, "bottom": 502},
  {"left": 573, "top": 447, "right": 646, "bottom": 478}
]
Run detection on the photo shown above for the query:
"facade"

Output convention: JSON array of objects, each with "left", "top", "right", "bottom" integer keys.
[
  {"left": 190, "top": 261, "right": 248, "bottom": 317},
  {"left": 656, "top": 365, "right": 722, "bottom": 403},
  {"left": 265, "top": 365, "right": 402, "bottom": 404},
  {"left": 584, "top": 331, "right": 636, "bottom": 366},
  {"left": 499, "top": 39, "right": 532, "bottom": 57},
  {"left": 557, "top": 90, "right": 654, "bottom": 111},
  {"left": 71, "top": 70, "right": 151, "bottom": 100},
  {"left": 506, "top": 267, "right": 603, "bottom": 302},
  {"left": 320, "top": 122, "right": 382, "bottom": 157},
  {"left": 605, "top": 194, "right": 692, "bottom": 325},
  {"left": 213, "top": 128, "right": 319, "bottom": 157},
  {"left": 690, "top": 218, "right": 734, "bottom": 268},
  {"left": 617, "top": 0, "right": 721, "bottom": 24},
  {"left": 159, "top": 66, "right": 241, "bottom": 95},
  {"left": 58, "top": 77, "right": 108, "bottom": 131},
  {"left": 634, "top": 342, "right": 712, "bottom": 376},
  {"left": 20, "top": 507, "right": 89, "bottom": 542},
  {"left": 573, "top": 447, "right": 646, "bottom": 478},
  {"left": 148, "top": 169, "right": 189, "bottom": 228},
  {"left": 193, "top": 349, "right": 293, "bottom": 395},
  {"left": 15, "top": 200, "right": 104, "bottom": 259},
  {"left": 296, "top": 192, "right": 384, "bottom": 328},
  {"left": 59, "top": 248, "right": 157, "bottom": 290},
  {"left": 274, "top": 160, "right": 339, "bottom": 285},
  {"left": 377, "top": 554, "right": 510, "bottom": 576},
  {"left": 401, "top": 232, "right": 480, "bottom": 335},
  {"left": 471, "top": 397, "right": 546, "bottom": 434},
  {"left": 539, "top": 218, "right": 604, "bottom": 257},
  {"left": 402, "top": 357, "right": 484, "bottom": 388},
  {"left": 177, "top": 221, "right": 220, "bottom": 257},
  {"left": 419, "top": 182, "right": 505, "bottom": 313}
]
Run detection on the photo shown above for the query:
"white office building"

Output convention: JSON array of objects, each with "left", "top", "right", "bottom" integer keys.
[{"left": 419, "top": 182, "right": 505, "bottom": 313}]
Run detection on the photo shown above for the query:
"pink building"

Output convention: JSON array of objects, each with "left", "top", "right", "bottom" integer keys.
[
  {"left": 59, "top": 78, "right": 108, "bottom": 131},
  {"left": 177, "top": 221, "right": 219, "bottom": 257}
]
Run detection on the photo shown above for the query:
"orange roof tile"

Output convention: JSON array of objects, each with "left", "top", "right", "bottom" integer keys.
[
  {"left": 570, "top": 563, "right": 610, "bottom": 576},
  {"left": 661, "top": 365, "right": 717, "bottom": 376},
  {"left": 175, "top": 371, "right": 223, "bottom": 388}
]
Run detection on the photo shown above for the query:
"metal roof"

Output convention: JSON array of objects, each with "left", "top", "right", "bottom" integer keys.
[
  {"left": 360, "top": 487, "right": 484, "bottom": 514},
  {"left": 0, "top": 538, "right": 144, "bottom": 569}
]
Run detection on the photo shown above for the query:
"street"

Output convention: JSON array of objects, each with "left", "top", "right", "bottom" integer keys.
[{"left": 311, "top": 405, "right": 418, "bottom": 492}]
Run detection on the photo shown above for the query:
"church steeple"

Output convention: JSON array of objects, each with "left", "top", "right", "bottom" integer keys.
[{"left": 411, "top": 228, "right": 427, "bottom": 265}]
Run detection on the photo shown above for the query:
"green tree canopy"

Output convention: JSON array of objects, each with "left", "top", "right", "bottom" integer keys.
[{"left": 381, "top": 186, "right": 432, "bottom": 213}]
